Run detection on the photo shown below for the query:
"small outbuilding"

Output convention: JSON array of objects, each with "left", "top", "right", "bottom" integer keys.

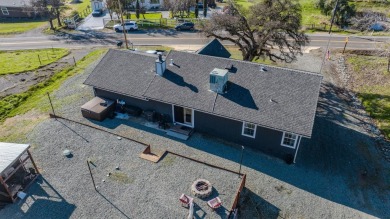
[
  {"left": 81, "top": 96, "right": 115, "bottom": 121},
  {"left": 90, "top": 0, "right": 104, "bottom": 10},
  {"left": 0, "top": 142, "right": 39, "bottom": 203}
]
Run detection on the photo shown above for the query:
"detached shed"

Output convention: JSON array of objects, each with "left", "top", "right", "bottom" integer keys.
[
  {"left": 0, "top": 143, "right": 39, "bottom": 203},
  {"left": 81, "top": 96, "right": 115, "bottom": 121}
]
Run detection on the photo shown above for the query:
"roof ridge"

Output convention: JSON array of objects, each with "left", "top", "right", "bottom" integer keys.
[{"left": 169, "top": 50, "right": 323, "bottom": 78}]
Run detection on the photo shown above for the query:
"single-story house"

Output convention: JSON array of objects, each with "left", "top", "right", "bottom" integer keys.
[
  {"left": 0, "top": 0, "right": 41, "bottom": 19},
  {"left": 83, "top": 41, "right": 322, "bottom": 162}
]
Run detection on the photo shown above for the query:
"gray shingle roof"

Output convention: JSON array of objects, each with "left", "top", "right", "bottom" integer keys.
[
  {"left": 84, "top": 49, "right": 157, "bottom": 99},
  {"left": 85, "top": 49, "right": 322, "bottom": 137},
  {"left": 196, "top": 39, "right": 231, "bottom": 58}
]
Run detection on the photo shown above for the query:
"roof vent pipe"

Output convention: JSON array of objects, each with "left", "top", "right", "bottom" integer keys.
[
  {"left": 260, "top": 66, "right": 267, "bottom": 72},
  {"left": 170, "top": 59, "right": 174, "bottom": 66},
  {"left": 155, "top": 54, "right": 166, "bottom": 76}
]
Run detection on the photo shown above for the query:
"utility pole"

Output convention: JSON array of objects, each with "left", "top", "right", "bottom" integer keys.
[
  {"left": 117, "top": 0, "right": 129, "bottom": 49},
  {"left": 329, "top": 0, "right": 340, "bottom": 34}
]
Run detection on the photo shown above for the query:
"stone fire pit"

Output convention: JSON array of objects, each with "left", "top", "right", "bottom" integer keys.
[{"left": 191, "top": 179, "right": 212, "bottom": 198}]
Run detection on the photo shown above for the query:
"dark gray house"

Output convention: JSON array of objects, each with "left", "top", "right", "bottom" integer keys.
[
  {"left": 84, "top": 44, "right": 322, "bottom": 162},
  {"left": 196, "top": 39, "right": 231, "bottom": 58},
  {"left": 0, "top": 0, "right": 41, "bottom": 19}
]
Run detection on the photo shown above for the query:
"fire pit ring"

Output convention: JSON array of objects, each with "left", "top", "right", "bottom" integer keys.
[{"left": 191, "top": 179, "right": 212, "bottom": 198}]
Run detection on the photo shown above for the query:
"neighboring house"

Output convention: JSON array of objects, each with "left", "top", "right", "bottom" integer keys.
[
  {"left": 0, "top": 0, "right": 40, "bottom": 19},
  {"left": 91, "top": 0, "right": 104, "bottom": 11},
  {"left": 196, "top": 39, "right": 231, "bottom": 58},
  {"left": 84, "top": 40, "right": 322, "bottom": 162}
]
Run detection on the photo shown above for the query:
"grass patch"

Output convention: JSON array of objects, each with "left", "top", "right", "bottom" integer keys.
[
  {"left": 65, "top": 0, "right": 91, "bottom": 17},
  {"left": 110, "top": 172, "right": 134, "bottom": 184},
  {"left": 359, "top": 87, "right": 390, "bottom": 139},
  {"left": 225, "top": 45, "right": 276, "bottom": 65},
  {"left": 0, "top": 21, "right": 46, "bottom": 35},
  {"left": 0, "top": 49, "right": 107, "bottom": 123},
  {"left": 346, "top": 54, "right": 390, "bottom": 139},
  {"left": 124, "top": 12, "right": 162, "bottom": 19},
  {"left": 0, "top": 48, "right": 69, "bottom": 75}
]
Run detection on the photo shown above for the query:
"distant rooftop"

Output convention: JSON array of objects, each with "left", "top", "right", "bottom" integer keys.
[{"left": 196, "top": 39, "right": 231, "bottom": 58}]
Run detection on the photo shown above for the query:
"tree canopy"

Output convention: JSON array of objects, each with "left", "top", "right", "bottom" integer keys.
[{"left": 200, "top": 0, "right": 309, "bottom": 62}]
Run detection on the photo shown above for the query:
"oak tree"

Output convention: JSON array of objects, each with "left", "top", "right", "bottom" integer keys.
[{"left": 200, "top": 0, "right": 308, "bottom": 62}]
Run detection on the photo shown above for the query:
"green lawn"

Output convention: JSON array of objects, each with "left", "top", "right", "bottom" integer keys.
[
  {"left": 68, "top": 0, "right": 91, "bottom": 17},
  {"left": 0, "top": 49, "right": 69, "bottom": 75},
  {"left": 233, "top": 0, "right": 390, "bottom": 31},
  {"left": 346, "top": 54, "right": 390, "bottom": 139},
  {"left": 0, "top": 21, "right": 47, "bottom": 35},
  {"left": 0, "top": 49, "right": 107, "bottom": 124},
  {"left": 124, "top": 12, "right": 162, "bottom": 19}
]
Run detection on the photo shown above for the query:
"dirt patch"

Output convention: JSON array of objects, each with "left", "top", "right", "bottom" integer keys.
[
  {"left": 0, "top": 109, "right": 48, "bottom": 142},
  {"left": 0, "top": 49, "right": 92, "bottom": 98}
]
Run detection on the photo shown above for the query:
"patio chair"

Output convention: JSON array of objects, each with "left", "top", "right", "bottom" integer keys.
[
  {"left": 179, "top": 193, "right": 194, "bottom": 208},
  {"left": 207, "top": 197, "right": 222, "bottom": 211}
]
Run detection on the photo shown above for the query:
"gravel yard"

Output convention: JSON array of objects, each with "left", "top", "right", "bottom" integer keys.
[
  {"left": 0, "top": 119, "right": 241, "bottom": 218},
  {"left": 1, "top": 48, "right": 389, "bottom": 218}
]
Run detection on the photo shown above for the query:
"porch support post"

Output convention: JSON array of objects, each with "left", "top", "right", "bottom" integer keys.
[
  {"left": 0, "top": 176, "right": 14, "bottom": 202},
  {"left": 27, "top": 149, "right": 40, "bottom": 174},
  {"left": 293, "top": 136, "right": 302, "bottom": 163}
]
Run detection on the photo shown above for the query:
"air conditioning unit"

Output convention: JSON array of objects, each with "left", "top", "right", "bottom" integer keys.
[{"left": 209, "top": 68, "right": 229, "bottom": 94}]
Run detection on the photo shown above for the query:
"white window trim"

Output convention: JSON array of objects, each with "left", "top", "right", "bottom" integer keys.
[
  {"left": 172, "top": 105, "right": 195, "bottom": 128},
  {"left": 241, "top": 122, "right": 256, "bottom": 138},
  {"left": 1, "top": 7, "right": 9, "bottom": 16},
  {"left": 281, "top": 132, "right": 299, "bottom": 149}
]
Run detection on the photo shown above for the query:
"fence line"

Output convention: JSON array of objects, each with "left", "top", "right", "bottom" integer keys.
[{"left": 103, "top": 18, "right": 204, "bottom": 28}]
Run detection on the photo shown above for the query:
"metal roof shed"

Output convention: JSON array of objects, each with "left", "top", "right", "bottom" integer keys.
[{"left": 0, "top": 143, "right": 39, "bottom": 203}]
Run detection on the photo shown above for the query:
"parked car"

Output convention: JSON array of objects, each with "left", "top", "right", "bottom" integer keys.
[
  {"left": 175, "top": 22, "right": 195, "bottom": 31},
  {"left": 197, "top": 3, "right": 203, "bottom": 8},
  {"left": 92, "top": 9, "right": 103, "bottom": 17},
  {"left": 113, "top": 21, "right": 138, "bottom": 32}
]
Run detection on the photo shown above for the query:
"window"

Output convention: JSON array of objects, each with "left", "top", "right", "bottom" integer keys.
[
  {"left": 1, "top": 7, "right": 9, "bottom": 16},
  {"left": 242, "top": 122, "right": 256, "bottom": 138},
  {"left": 150, "top": 0, "right": 160, "bottom": 4},
  {"left": 281, "top": 132, "right": 298, "bottom": 148}
]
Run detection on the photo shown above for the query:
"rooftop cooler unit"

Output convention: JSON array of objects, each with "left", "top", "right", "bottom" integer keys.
[{"left": 209, "top": 68, "right": 229, "bottom": 94}]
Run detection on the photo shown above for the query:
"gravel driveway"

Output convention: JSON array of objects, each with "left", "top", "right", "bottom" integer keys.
[{"left": 1, "top": 49, "right": 389, "bottom": 218}]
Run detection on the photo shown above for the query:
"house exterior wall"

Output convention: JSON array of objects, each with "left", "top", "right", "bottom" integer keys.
[
  {"left": 94, "top": 88, "right": 173, "bottom": 121},
  {"left": 93, "top": 88, "right": 298, "bottom": 160},
  {"left": 193, "top": 111, "right": 297, "bottom": 159},
  {"left": 0, "top": 6, "right": 39, "bottom": 18}
]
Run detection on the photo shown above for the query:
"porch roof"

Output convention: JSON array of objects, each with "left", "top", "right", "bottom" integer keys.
[{"left": 0, "top": 142, "right": 30, "bottom": 175}]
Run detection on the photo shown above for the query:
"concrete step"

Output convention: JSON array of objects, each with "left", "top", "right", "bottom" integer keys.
[{"left": 166, "top": 130, "right": 190, "bottom": 140}]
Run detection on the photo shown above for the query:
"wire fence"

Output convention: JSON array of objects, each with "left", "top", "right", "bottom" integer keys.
[{"left": 103, "top": 18, "right": 204, "bottom": 29}]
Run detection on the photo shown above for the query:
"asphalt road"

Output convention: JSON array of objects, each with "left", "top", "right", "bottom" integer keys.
[{"left": 0, "top": 30, "right": 389, "bottom": 50}]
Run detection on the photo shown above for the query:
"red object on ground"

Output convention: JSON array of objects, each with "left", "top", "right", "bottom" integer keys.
[{"left": 207, "top": 197, "right": 222, "bottom": 210}]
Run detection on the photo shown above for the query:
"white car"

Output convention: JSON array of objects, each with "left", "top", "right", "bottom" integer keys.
[{"left": 113, "top": 21, "right": 138, "bottom": 32}]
